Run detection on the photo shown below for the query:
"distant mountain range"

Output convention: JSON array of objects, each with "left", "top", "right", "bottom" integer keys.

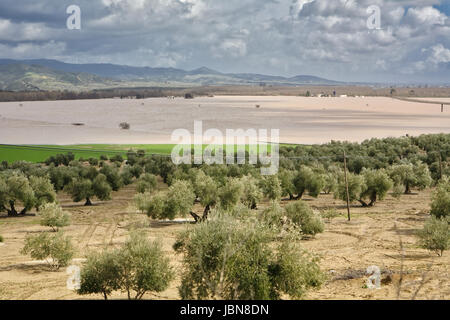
[{"left": 0, "top": 59, "right": 346, "bottom": 91}]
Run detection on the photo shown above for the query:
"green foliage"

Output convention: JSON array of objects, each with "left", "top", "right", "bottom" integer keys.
[
  {"left": 284, "top": 201, "right": 324, "bottom": 236},
  {"left": 417, "top": 217, "right": 449, "bottom": 256},
  {"left": 135, "top": 180, "right": 195, "bottom": 220},
  {"left": 321, "top": 208, "right": 340, "bottom": 222},
  {"left": 335, "top": 172, "right": 365, "bottom": 204},
  {"left": 259, "top": 175, "right": 282, "bottom": 202},
  {"left": 78, "top": 250, "right": 122, "bottom": 300},
  {"left": 293, "top": 167, "right": 324, "bottom": 199},
  {"left": 136, "top": 173, "right": 157, "bottom": 194},
  {"left": 389, "top": 162, "right": 432, "bottom": 194},
  {"left": 65, "top": 174, "right": 112, "bottom": 205},
  {"left": 359, "top": 168, "right": 393, "bottom": 207},
  {"left": 239, "top": 175, "right": 263, "bottom": 209},
  {"left": 21, "top": 231, "right": 74, "bottom": 270},
  {"left": 78, "top": 233, "right": 174, "bottom": 300},
  {"left": 278, "top": 169, "right": 296, "bottom": 199},
  {"left": 29, "top": 176, "right": 57, "bottom": 210},
  {"left": 218, "top": 178, "right": 244, "bottom": 210},
  {"left": 99, "top": 164, "right": 123, "bottom": 191},
  {"left": 0, "top": 235, "right": 3, "bottom": 242},
  {"left": 0, "top": 172, "right": 36, "bottom": 215},
  {"left": 430, "top": 177, "right": 450, "bottom": 219},
  {"left": 39, "top": 202, "right": 71, "bottom": 231},
  {"left": 174, "top": 216, "right": 324, "bottom": 300}
]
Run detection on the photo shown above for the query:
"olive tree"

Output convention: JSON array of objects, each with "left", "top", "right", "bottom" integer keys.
[
  {"left": 389, "top": 162, "right": 432, "bottom": 194},
  {"left": 359, "top": 169, "right": 393, "bottom": 207},
  {"left": 78, "top": 233, "right": 174, "bottom": 300},
  {"left": 430, "top": 177, "right": 450, "bottom": 218},
  {"left": 174, "top": 216, "right": 325, "bottom": 300},
  {"left": 21, "top": 231, "right": 74, "bottom": 270},
  {"left": 0, "top": 173, "right": 36, "bottom": 216},
  {"left": 135, "top": 180, "right": 196, "bottom": 221},
  {"left": 239, "top": 175, "right": 263, "bottom": 209},
  {"left": 417, "top": 217, "right": 449, "bottom": 256},
  {"left": 278, "top": 169, "right": 296, "bottom": 200},
  {"left": 64, "top": 174, "right": 112, "bottom": 206},
  {"left": 334, "top": 172, "right": 365, "bottom": 205},
  {"left": 259, "top": 175, "right": 282, "bottom": 202},
  {"left": 39, "top": 203, "right": 71, "bottom": 231},
  {"left": 136, "top": 173, "right": 157, "bottom": 194},
  {"left": 284, "top": 201, "right": 324, "bottom": 236}
]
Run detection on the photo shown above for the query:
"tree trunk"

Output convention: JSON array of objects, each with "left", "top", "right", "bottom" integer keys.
[
  {"left": 289, "top": 193, "right": 294, "bottom": 200},
  {"left": 294, "top": 191, "right": 304, "bottom": 200},
  {"left": 405, "top": 182, "right": 411, "bottom": 194},
  {"left": 202, "top": 204, "right": 211, "bottom": 221},
  {"left": 84, "top": 198, "right": 93, "bottom": 206},
  {"left": 190, "top": 211, "right": 201, "bottom": 223},
  {"left": 7, "top": 201, "right": 18, "bottom": 216},
  {"left": 368, "top": 193, "right": 377, "bottom": 207},
  {"left": 103, "top": 292, "right": 108, "bottom": 300}
]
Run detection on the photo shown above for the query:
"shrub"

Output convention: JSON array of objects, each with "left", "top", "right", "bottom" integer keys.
[
  {"left": 136, "top": 180, "right": 195, "bottom": 221},
  {"left": 29, "top": 176, "right": 57, "bottom": 211},
  {"left": 389, "top": 162, "right": 432, "bottom": 194},
  {"left": 335, "top": 172, "right": 365, "bottom": 204},
  {"left": 417, "top": 217, "right": 449, "bottom": 256},
  {"left": 0, "top": 235, "right": 3, "bottom": 242},
  {"left": 21, "top": 231, "right": 74, "bottom": 270},
  {"left": 430, "top": 177, "right": 450, "bottom": 219},
  {"left": 284, "top": 201, "right": 324, "bottom": 236},
  {"left": 174, "top": 216, "right": 324, "bottom": 300},
  {"left": 78, "top": 233, "right": 174, "bottom": 300},
  {"left": 119, "top": 122, "right": 130, "bottom": 130},
  {"left": 259, "top": 175, "right": 282, "bottom": 202},
  {"left": 39, "top": 203, "right": 71, "bottom": 231},
  {"left": 218, "top": 178, "right": 243, "bottom": 210},
  {"left": 240, "top": 175, "right": 263, "bottom": 209},
  {"left": 136, "top": 173, "right": 157, "bottom": 194},
  {"left": 321, "top": 208, "right": 340, "bottom": 222},
  {"left": 78, "top": 250, "right": 122, "bottom": 300}
]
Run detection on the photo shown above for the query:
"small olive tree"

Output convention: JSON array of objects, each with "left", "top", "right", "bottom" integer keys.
[
  {"left": 174, "top": 216, "right": 325, "bottom": 300},
  {"left": 21, "top": 231, "right": 74, "bottom": 270},
  {"left": 65, "top": 174, "right": 112, "bottom": 206},
  {"left": 430, "top": 177, "right": 450, "bottom": 219},
  {"left": 417, "top": 217, "right": 449, "bottom": 256},
  {"left": 78, "top": 233, "right": 174, "bottom": 300},
  {"left": 284, "top": 201, "right": 324, "bottom": 236}
]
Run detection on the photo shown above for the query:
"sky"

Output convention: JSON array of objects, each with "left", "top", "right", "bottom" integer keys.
[{"left": 0, "top": 0, "right": 449, "bottom": 83}]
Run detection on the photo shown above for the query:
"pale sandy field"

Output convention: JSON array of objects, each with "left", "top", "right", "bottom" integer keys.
[{"left": 0, "top": 96, "right": 449, "bottom": 145}]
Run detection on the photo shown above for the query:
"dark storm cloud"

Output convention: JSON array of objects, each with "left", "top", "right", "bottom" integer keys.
[{"left": 0, "top": 0, "right": 449, "bottom": 83}]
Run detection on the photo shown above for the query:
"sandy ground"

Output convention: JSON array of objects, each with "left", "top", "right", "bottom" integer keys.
[
  {"left": 0, "top": 182, "right": 448, "bottom": 300},
  {"left": 0, "top": 96, "right": 449, "bottom": 145}
]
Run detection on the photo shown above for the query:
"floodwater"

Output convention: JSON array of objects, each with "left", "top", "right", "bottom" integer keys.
[{"left": 0, "top": 96, "right": 449, "bottom": 145}]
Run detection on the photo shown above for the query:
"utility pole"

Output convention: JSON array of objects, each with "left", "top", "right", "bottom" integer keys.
[{"left": 343, "top": 150, "right": 351, "bottom": 221}]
